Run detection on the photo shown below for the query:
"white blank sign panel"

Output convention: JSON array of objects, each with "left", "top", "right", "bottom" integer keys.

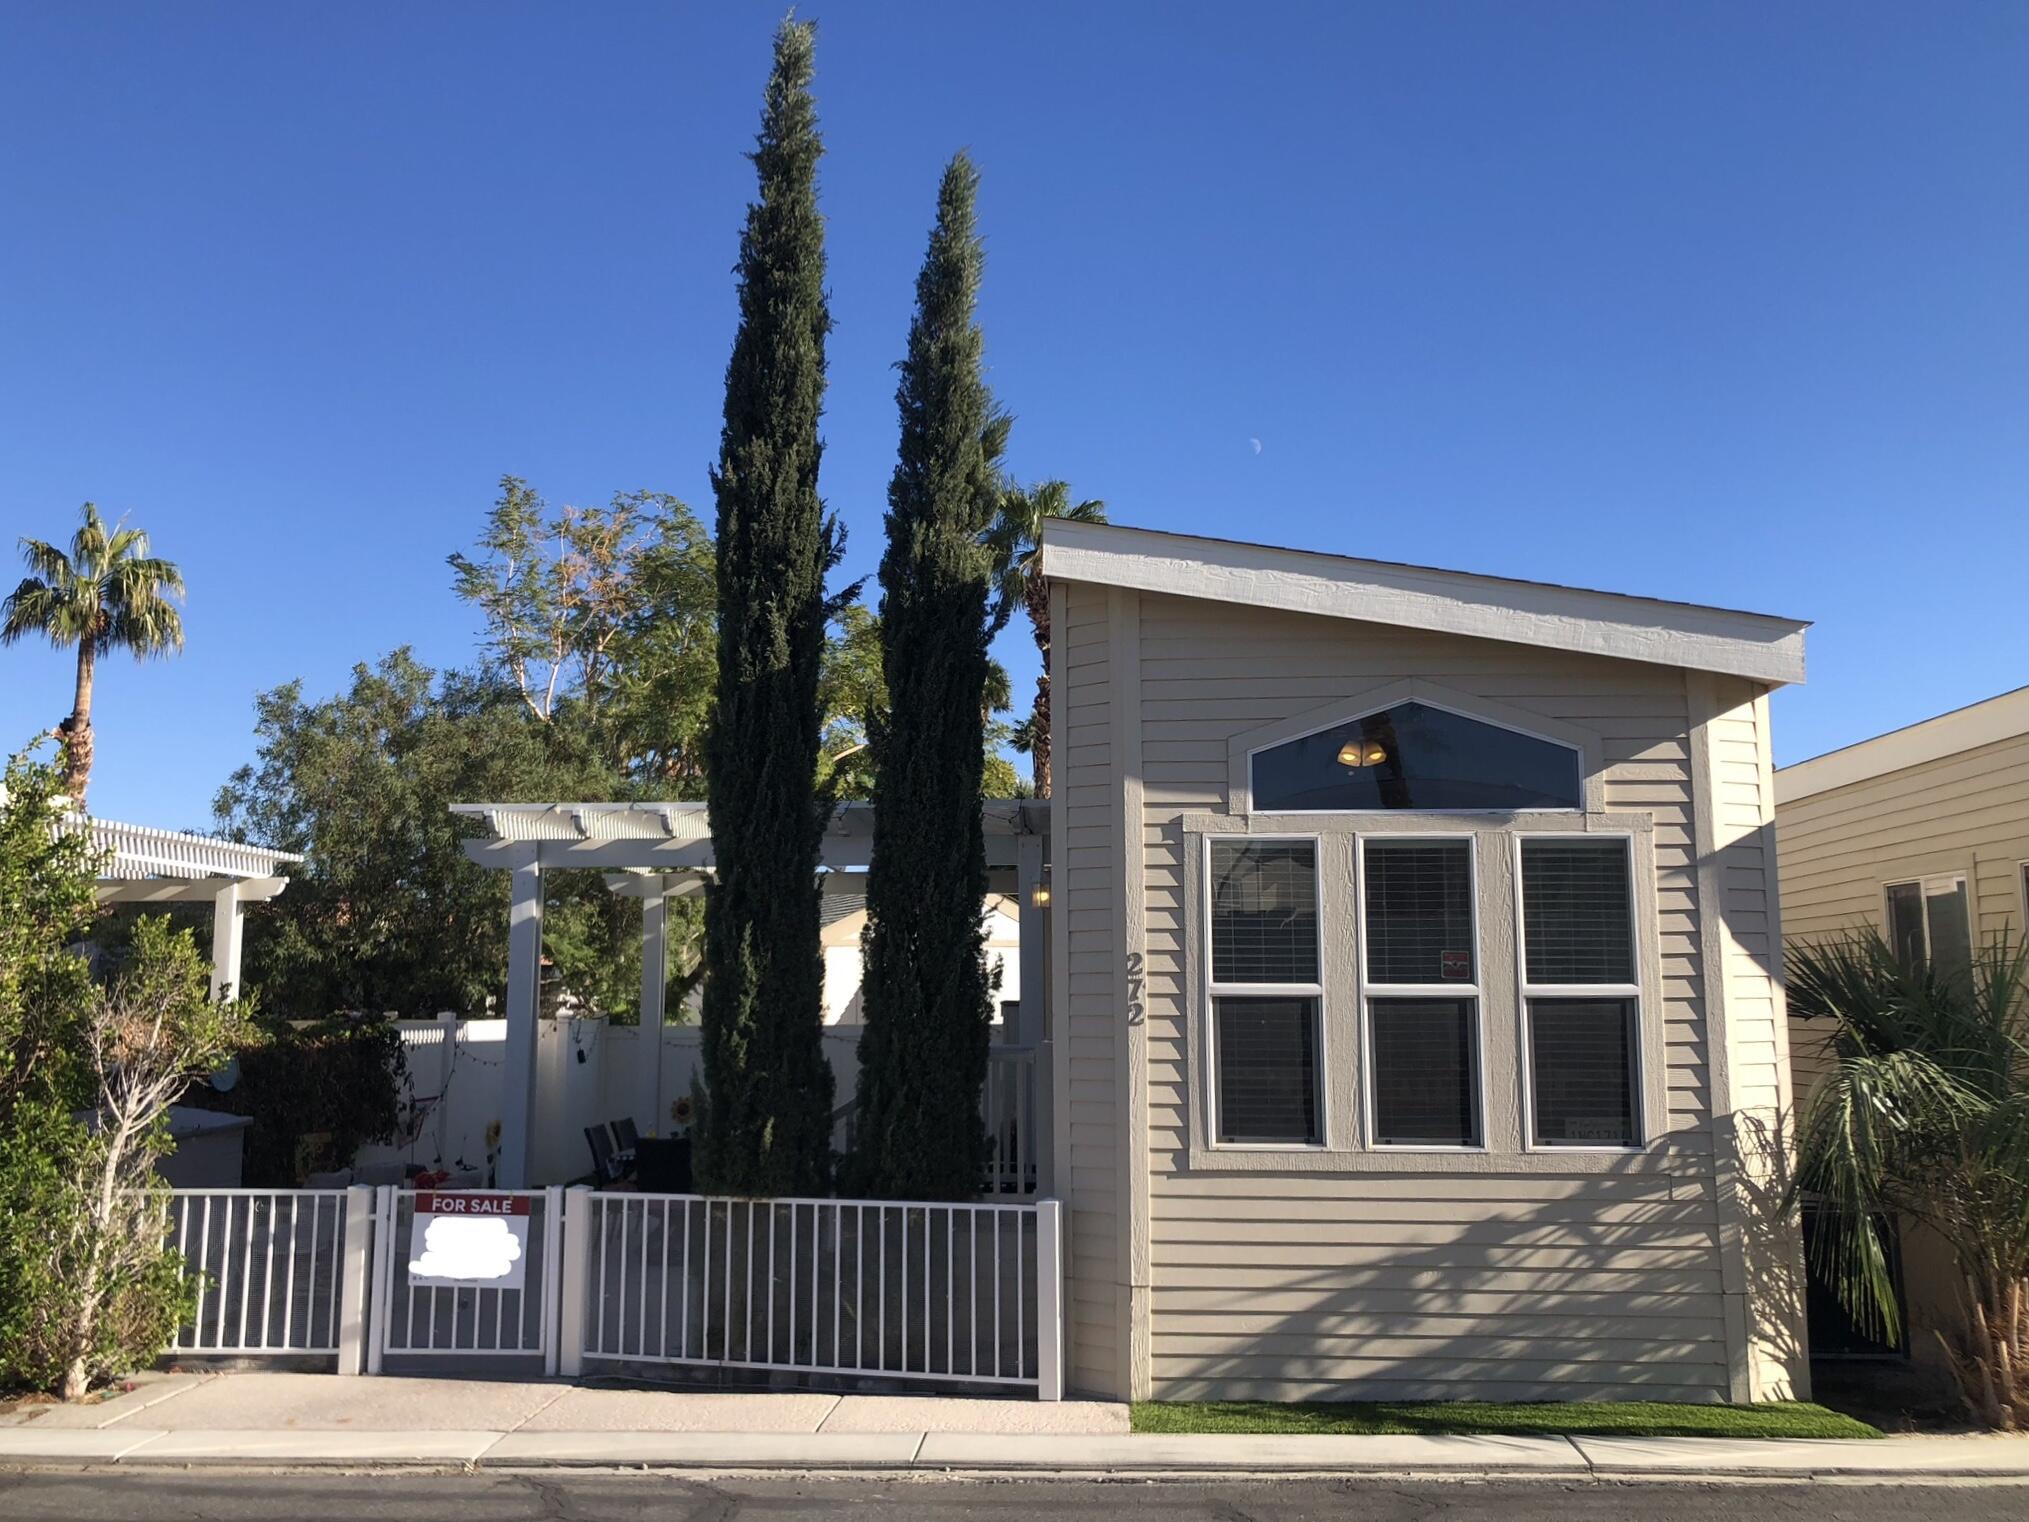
[{"left": 407, "top": 1192, "right": 530, "bottom": 1291}]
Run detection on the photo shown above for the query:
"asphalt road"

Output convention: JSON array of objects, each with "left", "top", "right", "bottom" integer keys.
[{"left": 0, "top": 1474, "right": 2024, "bottom": 1522}]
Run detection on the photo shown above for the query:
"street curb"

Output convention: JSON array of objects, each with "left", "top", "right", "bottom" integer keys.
[{"left": 5, "top": 1429, "right": 2028, "bottom": 1482}]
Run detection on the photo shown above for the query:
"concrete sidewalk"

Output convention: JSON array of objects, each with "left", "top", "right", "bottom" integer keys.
[{"left": 2, "top": 1372, "right": 2026, "bottom": 1480}]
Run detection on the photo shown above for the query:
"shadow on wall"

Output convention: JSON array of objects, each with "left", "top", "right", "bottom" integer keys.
[{"left": 1138, "top": 1132, "right": 1807, "bottom": 1406}]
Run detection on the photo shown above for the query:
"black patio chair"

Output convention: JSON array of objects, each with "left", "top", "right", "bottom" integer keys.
[
  {"left": 584, "top": 1123, "right": 625, "bottom": 1185},
  {"left": 611, "top": 1117, "right": 640, "bottom": 1162}
]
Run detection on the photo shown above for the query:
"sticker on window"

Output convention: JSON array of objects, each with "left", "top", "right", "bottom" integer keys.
[{"left": 1440, "top": 950, "right": 1471, "bottom": 981}]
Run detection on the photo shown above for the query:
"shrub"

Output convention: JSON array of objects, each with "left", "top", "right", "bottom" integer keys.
[
  {"left": 1790, "top": 929, "right": 2029, "bottom": 1429},
  {"left": 0, "top": 744, "right": 243, "bottom": 1397}
]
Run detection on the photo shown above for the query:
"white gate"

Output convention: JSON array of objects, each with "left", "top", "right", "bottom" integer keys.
[{"left": 366, "top": 1186, "right": 561, "bottom": 1372}]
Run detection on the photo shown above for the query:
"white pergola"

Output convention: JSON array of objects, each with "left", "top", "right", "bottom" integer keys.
[
  {"left": 83, "top": 817, "right": 302, "bottom": 1000},
  {"left": 452, "top": 800, "right": 1050, "bottom": 1189}
]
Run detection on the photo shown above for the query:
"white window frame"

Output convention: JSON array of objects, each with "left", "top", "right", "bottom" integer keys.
[
  {"left": 1203, "top": 832, "right": 1328, "bottom": 1151},
  {"left": 2020, "top": 860, "right": 2029, "bottom": 936},
  {"left": 1883, "top": 874, "right": 1971, "bottom": 968},
  {"left": 1355, "top": 833, "right": 1487, "bottom": 1152},
  {"left": 1514, "top": 830, "right": 1645, "bottom": 1154}
]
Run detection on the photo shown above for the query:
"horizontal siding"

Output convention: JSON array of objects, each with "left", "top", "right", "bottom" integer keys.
[
  {"left": 1776, "top": 731, "right": 2029, "bottom": 947},
  {"left": 1133, "top": 593, "right": 1731, "bottom": 1402},
  {"left": 1057, "top": 580, "right": 1119, "bottom": 1396}
]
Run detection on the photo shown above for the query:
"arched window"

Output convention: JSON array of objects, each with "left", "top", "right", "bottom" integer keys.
[{"left": 1249, "top": 700, "right": 1583, "bottom": 813}]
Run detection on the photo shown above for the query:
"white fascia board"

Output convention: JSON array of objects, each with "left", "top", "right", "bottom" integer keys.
[
  {"left": 1776, "top": 685, "right": 2029, "bottom": 804},
  {"left": 1039, "top": 520, "right": 1809, "bottom": 686}
]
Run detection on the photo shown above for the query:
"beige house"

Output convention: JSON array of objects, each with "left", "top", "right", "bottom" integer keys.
[
  {"left": 1776, "top": 685, "right": 2029, "bottom": 1374},
  {"left": 1776, "top": 685, "right": 2029, "bottom": 970},
  {"left": 1039, "top": 521, "right": 1812, "bottom": 1404}
]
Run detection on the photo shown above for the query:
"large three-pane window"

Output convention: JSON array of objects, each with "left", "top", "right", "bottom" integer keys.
[
  {"left": 1208, "top": 839, "right": 1323, "bottom": 1145},
  {"left": 1361, "top": 838, "right": 1482, "bottom": 1147},
  {"left": 1519, "top": 837, "right": 1642, "bottom": 1148}
]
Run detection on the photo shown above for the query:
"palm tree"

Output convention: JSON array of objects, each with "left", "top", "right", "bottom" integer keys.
[
  {"left": 984, "top": 480, "right": 1103, "bottom": 797},
  {"left": 1788, "top": 927, "right": 2029, "bottom": 1428},
  {"left": 2, "top": 503, "right": 186, "bottom": 810}
]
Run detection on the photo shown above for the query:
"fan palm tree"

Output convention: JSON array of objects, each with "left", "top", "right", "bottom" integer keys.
[
  {"left": 984, "top": 480, "right": 1103, "bottom": 797},
  {"left": 2, "top": 503, "right": 186, "bottom": 810},
  {"left": 1787, "top": 927, "right": 2029, "bottom": 1428}
]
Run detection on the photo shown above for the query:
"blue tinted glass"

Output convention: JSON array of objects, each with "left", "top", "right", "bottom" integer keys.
[{"left": 1251, "top": 702, "right": 1581, "bottom": 812}]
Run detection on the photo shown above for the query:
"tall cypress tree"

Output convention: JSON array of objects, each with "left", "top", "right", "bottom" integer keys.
[
  {"left": 852, "top": 155, "right": 1006, "bottom": 1200},
  {"left": 696, "top": 18, "right": 838, "bottom": 1197}
]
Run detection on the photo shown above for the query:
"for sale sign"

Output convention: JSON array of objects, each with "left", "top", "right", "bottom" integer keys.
[{"left": 407, "top": 1192, "right": 530, "bottom": 1291}]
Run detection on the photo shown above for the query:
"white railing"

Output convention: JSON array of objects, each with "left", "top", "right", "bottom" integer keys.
[
  {"left": 162, "top": 1183, "right": 1064, "bottom": 1397},
  {"left": 983, "top": 1046, "right": 1039, "bottom": 1197},
  {"left": 367, "top": 1187, "right": 561, "bottom": 1370},
  {"left": 168, "top": 1189, "right": 367, "bottom": 1360},
  {"left": 568, "top": 1192, "right": 1061, "bottom": 1396},
  {"left": 828, "top": 1046, "right": 1042, "bottom": 1199}
]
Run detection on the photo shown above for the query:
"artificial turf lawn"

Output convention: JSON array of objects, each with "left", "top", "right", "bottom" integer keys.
[{"left": 1130, "top": 1399, "right": 1883, "bottom": 1439}]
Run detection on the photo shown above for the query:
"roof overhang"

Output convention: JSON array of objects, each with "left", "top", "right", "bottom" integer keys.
[
  {"left": 1040, "top": 520, "right": 1809, "bottom": 687},
  {"left": 1776, "top": 685, "right": 2029, "bottom": 805}
]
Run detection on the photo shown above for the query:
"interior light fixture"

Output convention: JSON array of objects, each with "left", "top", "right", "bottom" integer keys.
[{"left": 1337, "top": 740, "right": 1388, "bottom": 768}]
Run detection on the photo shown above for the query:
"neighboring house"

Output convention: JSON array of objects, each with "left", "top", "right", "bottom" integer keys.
[
  {"left": 1776, "top": 685, "right": 2029, "bottom": 1380},
  {"left": 820, "top": 888, "right": 1022, "bottom": 1029},
  {"left": 1039, "top": 520, "right": 1811, "bottom": 1404}
]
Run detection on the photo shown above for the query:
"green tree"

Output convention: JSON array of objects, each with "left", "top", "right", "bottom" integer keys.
[
  {"left": 450, "top": 478, "right": 716, "bottom": 786},
  {"left": 985, "top": 481, "right": 1103, "bottom": 797},
  {"left": 0, "top": 741, "right": 99, "bottom": 1133},
  {"left": 0, "top": 746, "right": 227, "bottom": 1397},
  {"left": 852, "top": 155, "right": 1007, "bottom": 1199},
  {"left": 212, "top": 651, "right": 638, "bottom": 1019},
  {"left": 3, "top": 504, "right": 187, "bottom": 809},
  {"left": 1788, "top": 929, "right": 2029, "bottom": 1428},
  {"left": 602, "top": 494, "right": 718, "bottom": 793},
  {"left": 695, "top": 18, "right": 842, "bottom": 1197}
]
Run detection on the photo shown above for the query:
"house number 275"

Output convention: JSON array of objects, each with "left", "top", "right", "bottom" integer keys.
[{"left": 1125, "top": 951, "right": 1146, "bottom": 1026}]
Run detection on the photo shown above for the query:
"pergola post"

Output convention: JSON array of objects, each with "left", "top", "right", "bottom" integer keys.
[
  {"left": 498, "top": 843, "right": 542, "bottom": 1189},
  {"left": 639, "top": 883, "right": 668, "bottom": 1135},
  {"left": 209, "top": 880, "right": 245, "bottom": 1002}
]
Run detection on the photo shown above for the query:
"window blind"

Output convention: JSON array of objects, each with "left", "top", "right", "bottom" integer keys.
[
  {"left": 1529, "top": 997, "right": 1636, "bottom": 1145},
  {"left": 1210, "top": 840, "right": 1319, "bottom": 985},
  {"left": 1214, "top": 996, "right": 1319, "bottom": 1144},
  {"left": 1369, "top": 998, "right": 1479, "bottom": 1146},
  {"left": 1363, "top": 839, "right": 1474, "bottom": 984},
  {"left": 1521, "top": 838, "right": 1634, "bottom": 984}
]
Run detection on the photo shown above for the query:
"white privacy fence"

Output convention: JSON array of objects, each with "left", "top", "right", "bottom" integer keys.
[
  {"left": 163, "top": 1185, "right": 1062, "bottom": 1398},
  {"left": 569, "top": 1194, "right": 1058, "bottom": 1392}
]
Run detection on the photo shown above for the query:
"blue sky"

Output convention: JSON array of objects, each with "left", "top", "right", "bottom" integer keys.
[{"left": 3, "top": 3, "right": 2024, "bottom": 829}]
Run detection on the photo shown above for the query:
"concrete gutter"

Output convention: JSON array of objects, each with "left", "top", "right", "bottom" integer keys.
[{"left": 3, "top": 1428, "right": 2027, "bottom": 1479}]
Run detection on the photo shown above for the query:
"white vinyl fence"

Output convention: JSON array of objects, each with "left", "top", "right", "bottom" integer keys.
[
  {"left": 568, "top": 1194, "right": 1058, "bottom": 1392},
  {"left": 164, "top": 1185, "right": 1062, "bottom": 1399}
]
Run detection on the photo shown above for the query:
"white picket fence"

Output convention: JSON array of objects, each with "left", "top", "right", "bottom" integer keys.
[{"left": 165, "top": 1185, "right": 1063, "bottom": 1399}]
